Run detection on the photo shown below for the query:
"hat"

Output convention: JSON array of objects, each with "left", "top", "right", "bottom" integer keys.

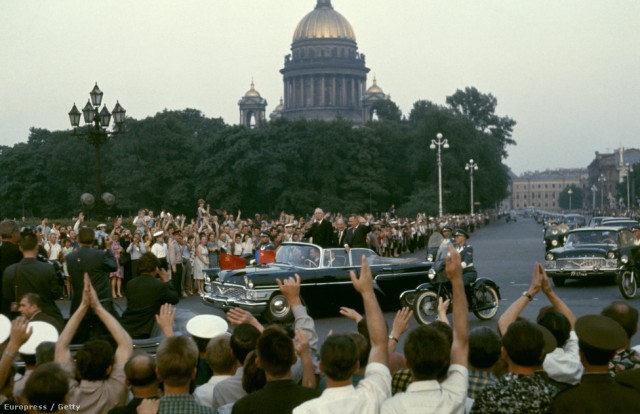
[
  {"left": 0, "top": 314, "right": 11, "bottom": 343},
  {"left": 260, "top": 231, "right": 270, "bottom": 237},
  {"left": 19, "top": 321, "right": 59, "bottom": 355},
  {"left": 153, "top": 230, "right": 164, "bottom": 238},
  {"left": 185, "top": 314, "right": 228, "bottom": 339},
  {"left": 453, "top": 228, "right": 469, "bottom": 239},
  {"left": 285, "top": 223, "right": 295, "bottom": 228},
  {"left": 97, "top": 223, "right": 106, "bottom": 228},
  {"left": 575, "top": 315, "right": 627, "bottom": 351},
  {"left": 536, "top": 324, "right": 557, "bottom": 355},
  {"left": 440, "top": 225, "right": 453, "bottom": 234}
]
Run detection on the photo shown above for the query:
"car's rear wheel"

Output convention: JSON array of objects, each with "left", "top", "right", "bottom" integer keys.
[
  {"left": 552, "top": 277, "right": 566, "bottom": 287},
  {"left": 413, "top": 290, "right": 439, "bottom": 325},
  {"left": 618, "top": 270, "right": 637, "bottom": 299},
  {"left": 263, "top": 293, "right": 293, "bottom": 323},
  {"left": 472, "top": 285, "right": 500, "bottom": 321}
]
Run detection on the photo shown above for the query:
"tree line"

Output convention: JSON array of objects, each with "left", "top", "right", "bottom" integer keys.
[{"left": 0, "top": 87, "right": 516, "bottom": 219}]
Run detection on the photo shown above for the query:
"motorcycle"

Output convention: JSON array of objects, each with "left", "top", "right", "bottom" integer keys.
[
  {"left": 617, "top": 247, "right": 640, "bottom": 299},
  {"left": 400, "top": 268, "right": 501, "bottom": 325}
]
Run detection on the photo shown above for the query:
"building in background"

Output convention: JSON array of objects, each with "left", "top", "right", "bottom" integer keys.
[
  {"left": 238, "top": 81, "right": 268, "bottom": 128},
  {"left": 587, "top": 147, "right": 640, "bottom": 210},
  {"left": 510, "top": 169, "right": 588, "bottom": 211}
]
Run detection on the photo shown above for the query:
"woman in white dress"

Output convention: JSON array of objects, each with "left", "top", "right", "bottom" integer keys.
[{"left": 194, "top": 235, "right": 209, "bottom": 294}]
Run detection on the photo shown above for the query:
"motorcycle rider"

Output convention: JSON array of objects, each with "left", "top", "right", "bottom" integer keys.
[
  {"left": 632, "top": 225, "right": 640, "bottom": 246},
  {"left": 453, "top": 228, "right": 478, "bottom": 304}
]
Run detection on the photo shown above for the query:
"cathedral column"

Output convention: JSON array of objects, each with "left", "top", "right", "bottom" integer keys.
[
  {"left": 332, "top": 76, "right": 336, "bottom": 106},
  {"left": 321, "top": 76, "right": 325, "bottom": 106}
]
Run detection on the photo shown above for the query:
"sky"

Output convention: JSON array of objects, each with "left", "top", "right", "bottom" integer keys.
[{"left": 1, "top": 0, "right": 639, "bottom": 175}]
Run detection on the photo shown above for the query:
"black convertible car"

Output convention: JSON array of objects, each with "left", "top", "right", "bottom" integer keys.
[
  {"left": 201, "top": 242, "right": 433, "bottom": 322},
  {"left": 544, "top": 226, "right": 636, "bottom": 286}
]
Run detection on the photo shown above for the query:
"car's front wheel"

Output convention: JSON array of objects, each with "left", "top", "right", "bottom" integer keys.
[
  {"left": 618, "top": 270, "right": 637, "bottom": 299},
  {"left": 413, "top": 290, "right": 440, "bottom": 325},
  {"left": 263, "top": 293, "right": 293, "bottom": 323},
  {"left": 473, "top": 285, "right": 500, "bottom": 321}
]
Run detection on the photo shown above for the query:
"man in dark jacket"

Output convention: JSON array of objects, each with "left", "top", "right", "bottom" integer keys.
[
  {"left": 345, "top": 215, "right": 371, "bottom": 250},
  {"left": 304, "top": 208, "right": 334, "bottom": 248},
  {"left": 120, "top": 253, "right": 179, "bottom": 339},
  {"left": 0, "top": 220, "right": 23, "bottom": 311}
]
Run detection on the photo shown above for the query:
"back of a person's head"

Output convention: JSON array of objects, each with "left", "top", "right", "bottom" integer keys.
[
  {"left": 242, "top": 350, "right": 266, "bottom": 394},
  {"left": 320, "top": 334, "right": 358, "bottom": 381},
  {"left": 125, "top": 352, "right": 158, "bottom": 388},
  {"left": 578, "top": 340, "right": 616, "bottom": 366},
  {"left": 0, "top": 219, "right": 19, "bottom": 239},
  {"left": 537, "top": 309, "right": 571, "bottom": 348},
  {"left": 431, "top": 321, "right": 453, "bottom": 347},
  {"left": 138, "top": 252, "right": 160, "bottom": 274},
  {"left": 230, "top": 323, "right": 261, "bottom": 364},
  {"left": 256, "top": 326, "right": 295, "bottom": 377},
  {"left": 404, "top": 326, "right": 451, "bottom": 381},
  {"left": 468, "top": 327, "right": 502, "bottom": 369},
  {"left": 35, "top": 341, "right": 56, "bottom": 366},
  {"left": 346, "top": 332, "right": 370, "bottom": 370},
  {"left": 602, "top": 301, "right": 638, "bottom": 340},
  {"left": 19, "top": 232, "right": 39, "bottom": 251},
  {"left": 502, "top": 320, "right": 543, "bottom": 367},
  {"left": 78, "top": 227, "right": 95, "bottom": 245},
  {"left": 23, "top": 362, "right": 69, "bottom": 411},
  {"left": 75, "top": 340, "right": 114, "bottom": 381},
  {"left": 205, "top": 335, "right": 236, "bottom": 375},
  {"left": 156, "top": 336, "right": 199, "bottom": 387}
]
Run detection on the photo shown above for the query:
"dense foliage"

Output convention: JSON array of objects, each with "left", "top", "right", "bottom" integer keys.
[{"left": 0, "top": 88, "right": 516, "bottom": 219}]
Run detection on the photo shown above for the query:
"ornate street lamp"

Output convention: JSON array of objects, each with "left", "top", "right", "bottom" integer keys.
[
  {"left": 465, "top": 159, "right": 479, "bottom": 215},
  {"left": 68, "top": 83, "right": 126, "bottom": 216},
  {"left": 430, "top": 133, "right": 449, "bottom": 217},
  {"left": 567, "top": 188, "right": 573, "bottom": 210},
  {"left": 598, "top": 174, "right": 606, "bottom": 210}
]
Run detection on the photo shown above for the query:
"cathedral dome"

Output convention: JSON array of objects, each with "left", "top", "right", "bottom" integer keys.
[
  {"left": 244, "top": 81, "right": 261, "bottom": 98},
  {"left": 366, "top": 77, "right": 384, "bottom": 95},
  {"left": 293, "top": 0, "right": 356, "bottom": 43}
]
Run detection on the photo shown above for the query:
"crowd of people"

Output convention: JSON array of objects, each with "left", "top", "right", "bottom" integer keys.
[{"left": 2, "top": 204, "right": 640, "bottom": 413}]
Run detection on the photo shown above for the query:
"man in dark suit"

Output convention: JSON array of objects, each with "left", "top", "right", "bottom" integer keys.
[
  {"left": 120, "top": 253, "right": 180, "bottom": 339},
  {"left": 19, "top": 292, "right": 64, "bottom": 333},
  {"left": 304, "top": 208, "right": 334, "bottom": 248},
  {"left": 2, "top": 231, "right": 64, "bottom": 327},
  {"left": 333, "top": 218, "right": 348, "bottom": 248},
  {"left": 65, "top": 227, "right": 117, "bottom": 342},
  {"left": 0, "top": 220, "right": 23, "bottom": 311},
  {"left": 345, "top": 215, "right": 371, "bottom": 250}
]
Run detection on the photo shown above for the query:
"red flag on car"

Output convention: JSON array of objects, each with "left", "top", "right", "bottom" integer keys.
[
  {"left": 259, "top": 250, "right": 276, "bottom": 264},
  {"left": 219, "top": 253, "right": 246, "bottom": 270}
]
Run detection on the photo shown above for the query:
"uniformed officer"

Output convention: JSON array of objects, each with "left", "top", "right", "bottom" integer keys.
[
  {"left": 453, "top": 228, "right": 478, "bottom": 304},
  {"left": 632, "top": 225, "right": 640, "bottom": 246},
  {"left": 258, "top": 231, "right": 276, "bottom": 251}
]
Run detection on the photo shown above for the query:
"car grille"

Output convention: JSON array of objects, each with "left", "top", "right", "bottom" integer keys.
[
  {"left": 213, "top": 284, "right": 246, "bottom": 299},
  {"left": 556, "top": 258, "right": 607, "bottom": 269}
]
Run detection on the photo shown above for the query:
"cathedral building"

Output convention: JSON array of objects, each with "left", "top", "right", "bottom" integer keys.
[{"left": 239, "top": 0, "right": 388, "bottom": 127}]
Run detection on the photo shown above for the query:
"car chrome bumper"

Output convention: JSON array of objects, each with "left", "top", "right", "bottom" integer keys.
[{"left": 201, "top": 294, "right": 267, "bottom": 314}]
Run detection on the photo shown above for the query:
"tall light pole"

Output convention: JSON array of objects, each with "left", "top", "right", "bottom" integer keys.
[
  {"left": 68, "top": 83, "right": 126, "bottom": 217},
  {"left": 465, "top": 159, "right": 479, "bottom": 215},
  {"left": 567, "top": 188, "right": 573, "bottom": 211},
  {"left": 430, "top": 133, "right": 449, "bottom": 217},
  {"left": 623, "top": 163, "right": 634, "bottom": 214},
  {"left": 598, "top": 174, "right": 606, "bottom": 210}
]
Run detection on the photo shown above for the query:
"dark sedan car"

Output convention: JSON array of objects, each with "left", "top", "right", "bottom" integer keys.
[
  {"left": 201, "top": 242, "right": 433, "bottom": 322},
  {"left": 544, "top": 226, "right": 636, "bottom": 286}
]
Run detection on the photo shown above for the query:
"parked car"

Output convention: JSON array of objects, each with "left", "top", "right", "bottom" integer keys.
[
  {"left": 544, "top": 226, "right": 636, "bottom": 286},
  {"left": 598, "top": 218, "right": 640, "bottom": 230},
  {"left": 201, "top": 242, "right": 433, "bottom": 322},
  {"left": 563, "top": 214, "right": 586, "bottom": 229}
]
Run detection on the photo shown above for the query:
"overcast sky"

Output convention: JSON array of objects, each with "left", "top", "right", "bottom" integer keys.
[{"left": 1, "top": 0, "right": 639, "bottom": 175}]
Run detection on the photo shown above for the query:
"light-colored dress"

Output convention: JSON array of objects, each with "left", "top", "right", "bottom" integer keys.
[
  {"left": 110, "top": 239, "right": 123, "bottom": 279},
  {"left": 194, "top": 244, "right": 209, "bottom": 281}
]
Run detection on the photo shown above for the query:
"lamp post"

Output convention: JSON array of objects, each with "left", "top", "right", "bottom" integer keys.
[
  {"left": 567, "top": 188, "right": 573, "bottom": 211},
  {"left": 430, "top": 133, "right": 449, "bottom": 217},
  {"left": 68, "top": 83, "right": 125, "bottom": 217},
  {"left": 598, "top": 174, "right": 606, "bottom": 210},
  {"left": 624, "top": 163, "right": 634, "bottom": 213},
  {"left": 465, "top": 159, "right": 478, "bottom": 215}
]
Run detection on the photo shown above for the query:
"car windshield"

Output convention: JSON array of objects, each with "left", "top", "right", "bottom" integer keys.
[
  {"left": 565, "top": 231, "right": 618, "bottom": 246},
  {"left": 276, "top": 245, "right": 321, "bottom": 268}
]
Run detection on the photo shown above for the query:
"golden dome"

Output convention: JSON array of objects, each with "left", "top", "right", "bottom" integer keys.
[
  {"left": 366, "top": 77, "right": 384, "bottom": 94},
  {"left": 293, "top": 0, "right": 356, "bottom": 42},
  {"left": 244, "top": 81, "right": 261, "bottom": 98}
]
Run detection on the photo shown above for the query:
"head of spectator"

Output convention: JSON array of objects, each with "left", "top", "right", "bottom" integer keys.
[
  {"left": 78, "top": 227, "right": 95, "bottom": 247},
  {"left": 205, "top": 335, "right": 237, "bottom": 376},
  {"left": 230, "top": 323, "right": 261, "bottom": 365},
  {"left": 186, "top": 314, "right": 229, "bottom": 358},
  {"left": 320, "top": 334, "right": 359, "bottom": 384},
  {"left": 501, "top": 320, "right": 544, "bottom": 371},
  {"left": 404, "top": 325, "right": 451, "bottom": 381},
  {"left": 242, "top": 350, "right": 266, "bottom": 394},
  {"left": 21, "top": 362, "right": 68, "bottom": 413},
  {"left": 575, "top": 315, "right": 627, "bottom": 371},
  {"left": 35, "top": 342, "right": 56, "bottom": 366},
  {"left": 156, "top": 336, "right": 199, "bottom": 393},
  {"left": 537, "top": 307, "right": 571, "bottom": 348},
  {"left": 19, "top": 231, "right": 39, "bottom": 257},
  {"left": 601, "top": 300, "right": 638, "bottom": 346},
  {"left": 468, "top": 327, "right": 502, "bottom": 370},
  {"left": 75, "top": 340, "right": 115, "bottom": 381},
  {"left": 19, "top": 293, "right": 42, "bottom": 320},
  {"left": 346, "top": 332, "right": 369, "bottom": 376},
  {"left": 0, "top": 219, "right": 20, "bottom": 243},
  {"left": 138, "top": 252, "right": 161, "bottom": 276},
  {"left": 254, "top": 326, "right": 296, "bottom": 380},
  {"left": 124, "top": 352, "right": 161, "bottom": 398}
]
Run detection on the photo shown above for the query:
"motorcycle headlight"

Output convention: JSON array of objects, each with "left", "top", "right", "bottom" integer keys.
[
  {"left": 545, "top": 253, "right": 555, "bottom": 261},
  {"left": 607, "top": 251, "right": 616, "bottom": 259},
  {"left": 551, "top": 230, "right": 558, "bottom": 235},
  {"left": 621, "top": 255, "right": 629, "bottom": 264},
  {"left": 427, "top": 254, "right": 434, "bottom": 261},
  {"left": 551, "top": 240, "right": 558, "bottom": 246}
]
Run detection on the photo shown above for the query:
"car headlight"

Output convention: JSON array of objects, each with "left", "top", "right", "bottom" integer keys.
[
  {"left": 245, "top": 289, "right": 271, "bottom": 300},
  {"left": 551, "top": 240, "right": 558, "bottom": 246},
  {"left": 545, "top": 253, "right": 555, "bottom": 261},
  {"left": 607, "top": 251, "right": 616, "bottom": 259},
  {"left": 621, "top": 255, "right": 629, "bottom": 264},
  {"left": 427, "top": 254, "right": 434, "bottom": 261},
  {"left": 551, "top": 230, "right": 558, "bottom": 235}
]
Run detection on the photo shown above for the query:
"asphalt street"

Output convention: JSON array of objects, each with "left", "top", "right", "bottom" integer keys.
[{"left": 59, "top": 217, "right": 640, "bottom": 348}]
